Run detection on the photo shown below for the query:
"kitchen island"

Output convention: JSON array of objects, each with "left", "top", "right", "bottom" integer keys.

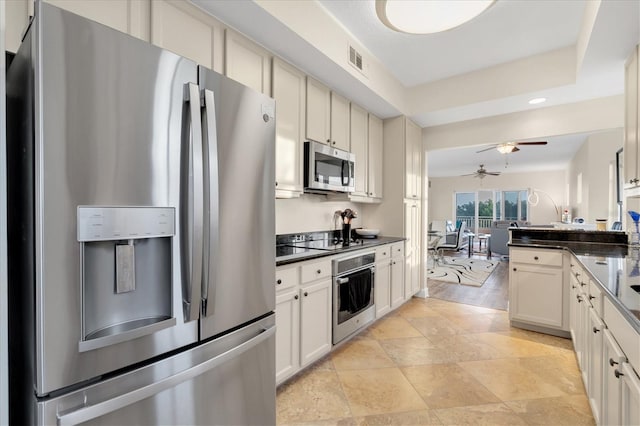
[{"left": 508, "top": 228, "right": 639, "bottom": 425}]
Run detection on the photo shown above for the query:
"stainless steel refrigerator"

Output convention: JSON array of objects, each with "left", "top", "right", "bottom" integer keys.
[{"left": 6, "top": 2, "right": 276, "bottom": 424}]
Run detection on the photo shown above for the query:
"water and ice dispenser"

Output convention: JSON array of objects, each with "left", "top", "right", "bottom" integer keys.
[{"left": 77, "top": 207, "right": 176, "bottom": 352}]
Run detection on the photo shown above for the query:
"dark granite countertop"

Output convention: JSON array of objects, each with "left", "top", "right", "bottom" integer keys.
[
  {"left": 509, "top": 235, "right": 639, "bottom": 333},
  {"left": 276, "top": 235, "right": 405, "bottom": 266}
]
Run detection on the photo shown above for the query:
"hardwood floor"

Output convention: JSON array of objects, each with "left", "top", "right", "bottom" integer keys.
[{"left": 427, "top": 246, "right": 509, "bottom": 311}]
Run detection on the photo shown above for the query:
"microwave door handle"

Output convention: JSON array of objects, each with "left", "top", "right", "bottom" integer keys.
[
  {"left": 202, "top": 88, "right": 219, "bottom": 317},
  {"left": 182, "top": 83, "right": 204, "bottom": 322},
  {"left": 341, "top": 160, "right": 348, "bottom": 186}
]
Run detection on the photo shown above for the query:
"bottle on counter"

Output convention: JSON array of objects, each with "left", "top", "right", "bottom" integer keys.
[{"left": 561, "top": 209, "right": 571, "bottom": 224}]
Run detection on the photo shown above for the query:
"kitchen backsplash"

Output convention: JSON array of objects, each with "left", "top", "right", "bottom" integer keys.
[{"left": 275, "top": 195, "right": 363, "bottom": 234}]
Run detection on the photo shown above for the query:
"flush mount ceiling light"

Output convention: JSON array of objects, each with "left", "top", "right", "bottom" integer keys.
[
  {"left": 528, "top": 97, "right": 547, "bottom": 105},
  {"left": 376, "top": 0, "right": 495, "bottom": 34}
]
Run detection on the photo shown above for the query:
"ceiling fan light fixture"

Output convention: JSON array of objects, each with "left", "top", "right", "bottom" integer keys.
[
  {"left": 496, "top": 144, "right": 516, "bottom": 154},
  {"left": 375, "top": 0, "right": 495, "bottom": 34}
]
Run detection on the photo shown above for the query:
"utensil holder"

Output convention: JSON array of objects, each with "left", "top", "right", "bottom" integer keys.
[{"left": 342, "top": 224, "right": 351, "bottom": 246}]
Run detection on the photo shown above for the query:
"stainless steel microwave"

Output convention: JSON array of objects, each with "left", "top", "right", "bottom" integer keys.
[{"left": 304, "top": 141, "right": 355, "bottom": 193}]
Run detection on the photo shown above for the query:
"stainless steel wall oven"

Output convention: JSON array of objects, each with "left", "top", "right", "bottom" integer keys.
[{"left": 332, "top": 251, "right": 375, "bottom": 344}]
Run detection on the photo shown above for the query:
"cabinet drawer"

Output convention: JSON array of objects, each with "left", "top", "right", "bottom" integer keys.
[
  {"left": 511, "top": 249, "right": 563, "bottom": 267},
  {"left": 276, "top": 265, "right": 299, "bottom": 290},
  {"left": 589, "top": 280, "right": 603, "bottom": 317},
  {"left": 391, "top": 242, "right": 404, "bottom": 258},
  {"left": 604, "top": 297, "right": 640, "bottom": 373},
  {"left": 376, "top": 245, "right": 391, "bottom": 262},
  {"left": 300, "top": 258, "right": 332, "bottom": 284}
]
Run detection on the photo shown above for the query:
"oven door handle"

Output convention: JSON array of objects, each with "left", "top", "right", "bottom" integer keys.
[{"left": 336, "top": 277, "right": 350, "bottom": 284}]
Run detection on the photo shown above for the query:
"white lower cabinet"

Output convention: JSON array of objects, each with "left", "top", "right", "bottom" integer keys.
[
  {"left": 509, "top": 247, "right": 566, "bottom": 330},
  {"left": 602, "top": 329, "right": 625, "bottom": 426},
  {"left": 587, "top": 307, "right": 604, "bottom": 424},
  {"left": 620, "top": 361, "right": 640, "bottom": 425},
  {"left": 374, "top": 246, "right": 391, "bottom": 318},
  {"left": 390, "top": 243, "right": 405, "bottom": 309},
  {"left": 275, "top": 258, "right": 332, "bottom": 385}
]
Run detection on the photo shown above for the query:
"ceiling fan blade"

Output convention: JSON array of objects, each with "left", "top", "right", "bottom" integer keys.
[
  {"left": 511, "top": 147, "right": 520, "bottom": 152},
  {"left": 486, "top": 172, "right": 501, "bottom": 175},
  {"left": 514, "top": 141, "right": 547, "bottom": 145},
  {"left": 475, "top": 146, "right": 496, "bottom": 153}
]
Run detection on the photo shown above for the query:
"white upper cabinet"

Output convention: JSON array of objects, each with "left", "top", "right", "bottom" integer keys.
[
  {"left": 350, "top": 103, "right": 368, "bottom": 197},
  {"left": 368, "top": 114, "right": 383, "bottom": 199},
  {"left": 405, "top": 118, "right": 422, "bottom": 200},
  {"left": 151, "top": 0, "right": 223, "bottom": 72},
  {"left": 225, "top": 29, "right": 271, "bottom": 95},
  {"left": 305, "top": 77, "right": 331, "bottom": 145},
  {"left": 330, "top": 92, "right": 350, "bottom": 152},
  {"left": 272, "top": 58, "right": 305, "bottom": 198},
  {"left": 624, "top": 45, "right": 640, "bottom": 189}
]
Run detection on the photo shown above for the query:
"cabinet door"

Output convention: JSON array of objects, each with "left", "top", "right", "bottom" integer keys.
[
  {"left": 603, "top": 329, "right": 625, "bottom": 426},
  {"left": 569, "top": 272, "right": 580, "bottom": 342},
  {"left": 299, "top": 279, "right": 332, "bottom": 367},
  {"left": 587, "top": 307, "right": 604, "bottom": 425},
  {"left": 375, "top": 261, "right": 391, "bottom": 317},
  {"left": 405, "top": 119, "right": 422, "bottom": 199},
  {"left": 509, "top": 263, "right": 564, "bottom": 328},
  {"left": 225, "top": 29, "right": 271, "bottom": 95},
  {"left": 47, "top": 0, "right": 148, "bottom": 39},
  {"left": 390, "top": 256, "right": 405, "bottom": 308},
  {"left": 350, "top": 103, "right": 368, "bottom": 197},
  {"left": 620, "top": 362, "right": 640, "bottom": 426},
  {"left": 368, "top": 114, "right": 383, "bottom": 199},
  {"left": 330, "top": 92, "right": 350, "bottom": 151},
  {"left": 275, "top": 288, "right": 300, "bottom": 384},
  {"left": 272, "top": 58, "right": 305, "bottom": 197},
  {"left": 306, "top": 77, "right": 331, "bottom": 144},
  {"left": 404, "top": 201, "right": 421, "bottom": 299},
  {"left": 151, "top": 0, "right": 222, "bottom": 71},
  {"left": 624, "top": 46, "right": 639, "bottom": 188}
]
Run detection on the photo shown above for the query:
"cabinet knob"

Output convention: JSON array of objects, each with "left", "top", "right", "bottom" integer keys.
[
  {"left": 593, "top": 326, "right": 600, "bottom": 333},
  {"left": 277, "top": 279, "right": 282, "bottom": 285},
  {"left": 383, "top": 252, "right": 387, "bottom": 256},
  {"left": 614, "top": 369, "right": 624, "bottom": 379},
  {"left": 317, "top": 269, "right": 322, "bottom": 274},
  {"left": 392, "top": 261, "right": 396, "bottom": 265},
  {"left": 294, "top": 295, "right": 299, "bottom": 300},
  {"left": 576, "top": 273, "right": 580, "bottom": 277},
  {"left": 275, "top": 182, "right": 278, "bottom": 187},
  {"left": 304, "top": 292, "right": 308, "bottom": 297},
  {"left": 513, "top": 268, "right": 517, "bottom": 271},
  {"left": 589, "top": 295, "right": 596, "bottom": 300},
  {"left": 534, "top": 256, "right": 539, "bottom": 260},
  {"left": 571, "top": 285, "right": 576, "bottom": 289},
  {"left": 332, "top": 141, "right": 336, "bottom": 145},
  {"left": 577, "top": 295, "right": 583, "bottom": 303},
  {"left": 609, "top": 358, "right": 619, "bottom": 367},
  {"left": 581, "top": 282, "right": 587, "bottom": 287},
  {"left": 326, "top": 139, "right": 331, "bottom": 143}
]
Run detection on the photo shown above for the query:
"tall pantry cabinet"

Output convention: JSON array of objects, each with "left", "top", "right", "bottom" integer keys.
[{"left": 366, "top": 116, "right": 425, "bottom": 300}]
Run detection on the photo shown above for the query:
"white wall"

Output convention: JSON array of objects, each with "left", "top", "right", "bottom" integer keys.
[
  {"left": 428, "top": 170, "right": 567, "bottom": 225},
  {"left": 568, "top": 129, "right": 623, "bottom": 223},
  {"left": 276, "top": 196, "right": 364, "bottom": 234}
]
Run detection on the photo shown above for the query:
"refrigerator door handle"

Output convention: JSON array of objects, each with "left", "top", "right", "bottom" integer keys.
[
  {"left": 56, "top": 325, "right": 276, "bottom": 426},
  {"left": 201, "top": 88, "right": 219, "bottom": 317},
  {"left": 182, "top": 82, "right": 205, "bottom": 322}
]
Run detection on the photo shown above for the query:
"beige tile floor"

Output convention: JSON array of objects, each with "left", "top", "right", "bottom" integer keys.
[{"left": 276, "top": 297, "right": 594, "bottom": 425}]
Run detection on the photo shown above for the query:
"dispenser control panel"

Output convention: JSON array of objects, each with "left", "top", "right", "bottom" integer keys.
[{"left": 77, "top": 206, "right": 175, "bottom": 242}]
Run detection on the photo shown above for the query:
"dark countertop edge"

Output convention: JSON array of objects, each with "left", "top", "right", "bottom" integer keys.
[
  {"left": 276, "top": 236, "right": 406, "bottom": 266},
  {"left": 509, "top": 241, "right": 640, "bottom": 334}
]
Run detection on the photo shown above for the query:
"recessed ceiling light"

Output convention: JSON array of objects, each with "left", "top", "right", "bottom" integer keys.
[
  {"left": 528, "top": 97, "right": 547, "bottom": 105},
  {"left": 376, "top": 0, "right": 495, "bottom": 35}
]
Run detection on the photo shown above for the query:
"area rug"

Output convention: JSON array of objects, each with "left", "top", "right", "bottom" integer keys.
[{"left": 427, "top": 257, "right": 498, "bottom": 287}]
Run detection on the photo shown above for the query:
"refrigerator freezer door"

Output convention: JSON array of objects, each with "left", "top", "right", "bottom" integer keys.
[
  {"left": 13, "top": 3, "right": 200, "bottom": 395},
  {"left": 198, "top": 67, "right": 276, "bottom": 339},
  {"left": 39, "top": 315, "right": 276, "bottom": 425}
]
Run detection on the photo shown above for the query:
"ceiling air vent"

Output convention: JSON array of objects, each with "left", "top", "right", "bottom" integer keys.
[{"left": 348, "top": 45, "right": 366, "bottom": 76}]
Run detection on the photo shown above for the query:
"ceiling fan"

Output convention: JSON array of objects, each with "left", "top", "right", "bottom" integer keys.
[
  {"left": 476, "top": 141, "right": 548, "bottom": 154},
  {"left": 461, "top": 164, "right": 501, "bottom": 179}
]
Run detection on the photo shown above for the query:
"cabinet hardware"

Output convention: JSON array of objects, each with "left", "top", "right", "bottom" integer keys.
[
  {"left": 572, "top": 285, "right": 576, "bottom": 289},
  {"left": 580, "top": 282, "right": 587, "bottom": 287},
  {"left": 304, "top": 292, "right": 308, "bottom": 297},
  {"left": 316, "top": 269, "right": 322, "bottom": 274},
  {"left": 275, "top": 182, "right": 278, "bottom": 187},
  {"left": 332, "top": 141, "right": 336, "bottom": 145},
  {"left": 534, "top": 256, "right": 539, "bottom": 260},
  {"left": 589, "top": 295, "right": 596, "bottom": 300},
  {"left": 513, "top": 268, "right": 517, "bottom": 271},
  {"left": 577, "top": 295, "right": 583, "bottom": 303},
  {"left": 326, "top": 139, "right": 331, "bottom": 143},
  {"left": 614, "top": 369, "right": 624, "bottom": 379},
  {"left": 609, "top": 358, "right": 619, "bottom": 367},
  {"left": 294, "top": 295, "right": 299, "bottom": 300},
  {"left": 383, "top": 252, "right": 387, "bottom": 256},
  {"left": 592, "top": 326, "right": 600, "bottom": 333},
  {"left": 277, "top": 279, "right": 282, "bottom": 285}
]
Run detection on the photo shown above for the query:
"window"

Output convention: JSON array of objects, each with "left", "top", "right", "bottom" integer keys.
[{"left": 454, "top": 189, "right": 529, "bottom": 232}]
